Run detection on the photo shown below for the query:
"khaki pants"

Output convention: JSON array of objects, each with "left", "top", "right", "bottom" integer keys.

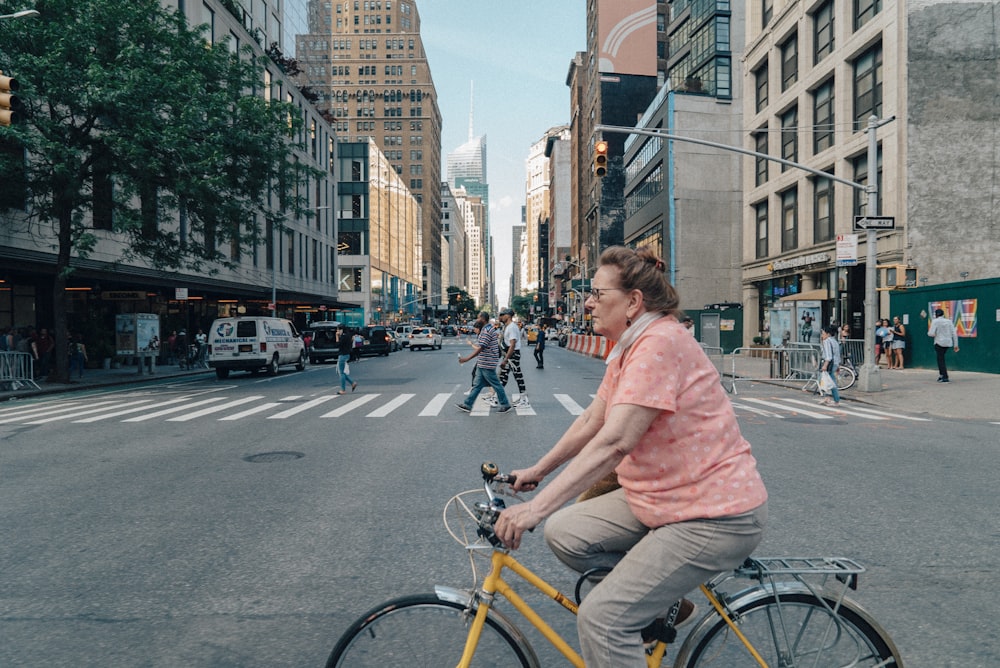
[{"left": 544, "top": 489, "right": 767, "bottom": 667}]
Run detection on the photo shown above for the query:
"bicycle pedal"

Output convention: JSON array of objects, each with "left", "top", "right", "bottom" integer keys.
[{"left": 640, "top": 618, "right": 677, "bottom": 644}]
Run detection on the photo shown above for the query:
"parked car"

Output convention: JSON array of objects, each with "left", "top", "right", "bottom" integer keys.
[
  {"left": 207, "top": 316, "right": 306, "bottom": 378},
  {"left": 408, "top": 326, "right": 442, "bottom": 350},
  {"left": 361, "top": 326, "right": 393, "bottom": 356},
  {"left": 386, "top": 329, "right": 401, "bottom": 352},
  {"left": 395, "top": 324, "right": 414, "bottom": 347},
  {"left": 305, "top": 321, "right": 343, "bottom": 364}
]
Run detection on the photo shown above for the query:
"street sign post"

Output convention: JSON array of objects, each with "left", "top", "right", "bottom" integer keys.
[{"left": 853, "top": 215, "right": 895, "bottom": 231}]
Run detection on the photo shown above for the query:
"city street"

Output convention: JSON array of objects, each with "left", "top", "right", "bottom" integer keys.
[{"left": 1, "top": 339, "right": 997, "bottom": 667}]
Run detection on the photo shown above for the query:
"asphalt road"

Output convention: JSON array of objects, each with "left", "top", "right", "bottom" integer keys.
[{"left": 1, "top": 338, "right": 996, "bottom": 667}]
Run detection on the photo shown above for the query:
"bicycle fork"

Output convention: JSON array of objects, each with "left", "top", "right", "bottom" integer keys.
[{"left": 456, "top": 550, "right": 585, "bottom": 668}]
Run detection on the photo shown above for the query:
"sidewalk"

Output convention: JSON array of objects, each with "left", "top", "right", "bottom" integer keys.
[
  {"left": 0, "top": 361, "right": 214, "bottom": 403},
  {"left": 2, "top": 356, "right": 998, "bottom": 421}
]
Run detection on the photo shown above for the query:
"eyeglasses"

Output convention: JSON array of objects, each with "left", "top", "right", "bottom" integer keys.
[{"left": 587, "top": 287, "right": 625, "bottom": 302}]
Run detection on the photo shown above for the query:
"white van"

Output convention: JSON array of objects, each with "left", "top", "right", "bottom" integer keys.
[
  {"left": 395, "top": 324, "right": 414, "bottom": 347},
  {"left": 207, "top": 316, "right": 306, "bottom": 379}
]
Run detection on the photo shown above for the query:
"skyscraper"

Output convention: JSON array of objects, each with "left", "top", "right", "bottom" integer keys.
[
  {"left": 447, "top": 89, "right": 492, "bottom": 307},
  {"left": 295, "top": 0, "right": 443, "bottom": 310}
]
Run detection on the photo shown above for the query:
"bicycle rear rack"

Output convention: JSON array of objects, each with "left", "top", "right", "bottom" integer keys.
[{"left": 737, "top": 556, "right": 865, "bottom": 590}]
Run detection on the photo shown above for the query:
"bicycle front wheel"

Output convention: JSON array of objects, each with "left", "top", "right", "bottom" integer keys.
[
  {"left": 676, "top": 592, "right": 903, "bottom": 667},
  {"left": 836, "top": 365, "right": 857, "bottom": 391},
  {"left": 326, "top": 593, "right": 534, "bottom": 668}
]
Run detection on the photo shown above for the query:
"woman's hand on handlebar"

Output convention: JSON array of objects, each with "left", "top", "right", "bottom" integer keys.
[
  {"left": 509, "top": 466, "right": 543, "bottom": 493},
  {"left": 494, "top": 503, "right": 542, "bottom": 551}
]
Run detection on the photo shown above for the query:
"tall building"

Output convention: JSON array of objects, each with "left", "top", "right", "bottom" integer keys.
[
  {"left": 572, "top": 1, "right": 662, "bottom": 277},
  {"left": 294, "top": 0, "right": 443, "bottom": 310},
  {"left": 739, "top": 0, "right": 1000, "bottom": 346},
  {"left": 447, "top": 110, "right": 492, "bottom": 308},
  {"left": 440, "top": 181, "right": 467, "bottom": 295},
  {"left": 524, "top": 127, "right": 564, "bottom": 294},
  {"left": 335, "top": 139, "right": 421, "bottom": 325},
  {"left": 620, "top": 0, "right": 746, "bottom": 340}
]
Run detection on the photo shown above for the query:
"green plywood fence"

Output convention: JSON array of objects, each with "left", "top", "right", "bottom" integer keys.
[{"left": 889, "top": 278, "right": 999, "bottom": 375}]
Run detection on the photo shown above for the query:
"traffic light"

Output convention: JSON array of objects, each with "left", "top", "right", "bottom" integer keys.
[
  {"left": 0, "top": 72, "right": 23, "bottom": 127},
  {"left": 593, "top": 140, "right": 608, "bottom": 177}
]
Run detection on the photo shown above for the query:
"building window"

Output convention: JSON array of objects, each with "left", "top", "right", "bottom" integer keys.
[
  {"left": 762, "top": 0, "right": 773, "bottom": 27},
  {"left": 813, "top": 0, "right": 834, "bottom": 63},
  {"left": 813, "top": 79, "right": 835, "bottom": 153},
  {"left": 853, "top": 43, "right": 883, "bottom": 130},
  {"left": 755, "top": 128, "right": 768, "bottom": 186},
  {"left": 781, "top": 106, "right": 798, "bottom": 171},
  {"left": 780, "top": 33, "right": 797, "bottom": 91},
  {"left": 854, "top": 0, "right": 882, "bottom": 30},
  {"left": 781, "top": 187, "right": 798, "bottom": 252},
  {"left": 813, "top": 176, "right": 834, "bottom": 242},
  {"left": 755, "top": 201, "right": 769, "bottom": 259},
  {"left": 852, "top": 149, "right": 884, "bottom": 215},
  {"left": 754, "top": 62, "right": 768, "bottom": 112}
]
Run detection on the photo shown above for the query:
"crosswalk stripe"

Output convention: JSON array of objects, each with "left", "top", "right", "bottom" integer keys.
[
  {"left": 166, "top": 396, "right": 267, "bottom": 421},
  {"left": 268, "top": 395, "right": 338, "bottom": 419},
  {"left": 0, "top": 400, "right": 86, "bottom": 420},
  {"left": 320, "top": 394, "right": 378, "bottom": 417},
  {"left": 742, "top": 398, "right": 835, "bottom": 420},
  {"left": 0, "top": 400, "right": 116, "bottom": 424},
  {"left": 419, "top": 393, "right": 453, "bottom": 416},
  {"left": 730, "top": 402, "right": 785, "bottom": 418},
  {"left": 554, "top": 394, "right": 585, "bottom": 415},
  {"left": 122, "top": 396, "right": 229, "bottom": 422},
  {"left": 220, "top": 402, "right": 282, "bottom": 420},
  {"left": 515, "top": 403, "right": 537, "bottom": 416},
  {"left": 829, "top": 403, "right": 932, "bottom": 422},
  {"left": 74, "top": 396, "right": 200, "bottom": 423},
  {"left": 779, "top": 398, "right": 890, "bottom": 420},
  {"left": 25, "top": 399, "right": 156, "bottom": 425},
  {"left": 367, "top": 393, "right": 414, "bottom": 417}
]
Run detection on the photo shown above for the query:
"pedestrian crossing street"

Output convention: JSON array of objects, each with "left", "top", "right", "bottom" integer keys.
[{"left": 0, "top": 388, "right": 934, "bottom": 426}]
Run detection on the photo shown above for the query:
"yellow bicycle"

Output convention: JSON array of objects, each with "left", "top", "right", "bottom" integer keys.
[{"left": 326, "top": 463, "right": 903, "bottom": 667}]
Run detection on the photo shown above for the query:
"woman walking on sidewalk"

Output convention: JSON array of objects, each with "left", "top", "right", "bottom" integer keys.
[{"left": 336, "top": 326, "right": 358, "bottom": 395}]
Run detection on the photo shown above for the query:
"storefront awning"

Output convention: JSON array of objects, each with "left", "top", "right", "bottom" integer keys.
[{"left": 779, "top": 289, "right": 828, "bottom": 302}]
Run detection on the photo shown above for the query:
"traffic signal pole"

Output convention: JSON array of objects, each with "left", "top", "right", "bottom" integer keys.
[{"left": 595, "top": 116, "right": 895, "bottom": 392}]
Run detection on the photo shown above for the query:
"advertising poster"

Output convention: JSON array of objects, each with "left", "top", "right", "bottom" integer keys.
[
  {"left": 768, "top": 308, "right": 793, "bottom": 347},
  {"left": 115, "top": 314, "right": 161, "bottom": 355},
  {"left": 928, "top": 299, "right": 977, "bottom": 338}
]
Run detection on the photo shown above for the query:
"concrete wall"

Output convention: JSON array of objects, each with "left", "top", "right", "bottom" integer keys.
[{"left": 906, "top": 1, "right": 1000, "bottom": 284}]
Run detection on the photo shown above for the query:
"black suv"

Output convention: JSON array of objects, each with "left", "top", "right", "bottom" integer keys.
[
  {"left": 306, "top": 322, "right": 342, "bottom": 364},
  {"left": 361, "top": 326, "right": 392, "bottom": 356}
]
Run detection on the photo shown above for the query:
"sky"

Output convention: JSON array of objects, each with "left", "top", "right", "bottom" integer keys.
[{"left": 416, "top": 1, "right": 587, "bottom": 308}]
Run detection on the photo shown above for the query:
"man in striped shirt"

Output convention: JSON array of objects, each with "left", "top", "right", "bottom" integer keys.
[{"left": 457, "top": 311, "right": 513, "bottom": 414}]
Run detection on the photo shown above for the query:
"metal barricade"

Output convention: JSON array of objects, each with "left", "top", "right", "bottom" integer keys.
[
  {"left": 728, "top": 343, "right": 821, "bottom": 395},
  {"left": 840, "top": 338, "right": 865, "bottom": 367},
  {"left": 0, "top": 351, "right": 40, "bottom": 391}
]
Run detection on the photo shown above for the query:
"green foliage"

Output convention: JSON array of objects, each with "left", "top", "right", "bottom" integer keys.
[
  {"left": 0, "top": 0, "right": 318, "bottom": 272},
  {"left": 446, "top": 286, "right": 476, "bottom": 317}
]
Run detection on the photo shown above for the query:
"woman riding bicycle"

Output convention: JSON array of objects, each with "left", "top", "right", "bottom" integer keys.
[{"left": 494, "top": 246, "right": 768, "bottom": 668}]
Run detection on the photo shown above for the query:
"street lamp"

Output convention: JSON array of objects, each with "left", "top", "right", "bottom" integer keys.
[{"left": 0, "top": 9, "right": 40, "bottom": 20}]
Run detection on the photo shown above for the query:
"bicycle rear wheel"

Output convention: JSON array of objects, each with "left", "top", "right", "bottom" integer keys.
[
  {"left": 836, "top": 365, "right": 857, "bottom": 391},
  {"left": 676, "top": 591, "right": 903, "bottom": 667},
  {"left": 326, "top": 593, "right": 534, "bottom": 668}
]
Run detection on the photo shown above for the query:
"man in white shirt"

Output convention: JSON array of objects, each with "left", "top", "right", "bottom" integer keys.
[
  {"left": 495, "top": 308, "right": 529, "bottom": 407},
  {"left": 927, "top": 308, "right": 959, "bottom": 383}
]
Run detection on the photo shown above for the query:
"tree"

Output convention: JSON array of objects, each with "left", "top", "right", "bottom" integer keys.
[
  {"left": 511, "top": 292, "right": 538, "bottom": 320},
  {"left": 446, "top": 286, "right": 476, "bottom": 320},
  {"left": 0, "top": 0, "right": 317, "bottom": 382}
]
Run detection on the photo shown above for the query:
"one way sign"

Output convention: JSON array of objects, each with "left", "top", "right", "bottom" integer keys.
[{"left": 853, "top": 215, "right": 895, "bottom": 231}]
